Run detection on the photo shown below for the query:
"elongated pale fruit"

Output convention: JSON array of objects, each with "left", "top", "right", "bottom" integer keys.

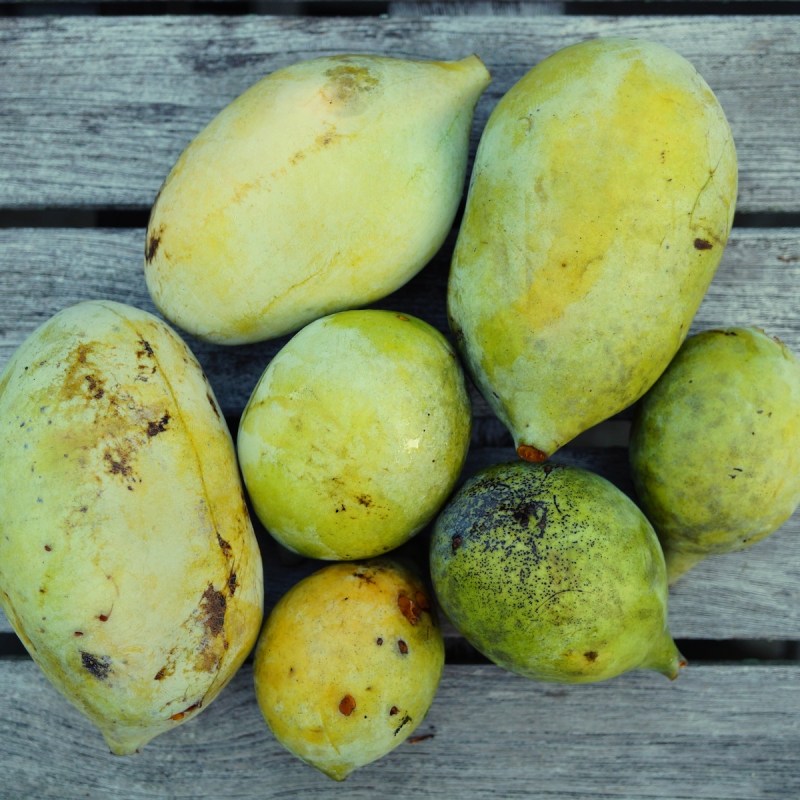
[
  {"left": 630, "top": 327, "right": 800, "bottom": 582},
  {"left": 237, "top": 309, "right": 472, "bottom": 560},
  {"left": 145, "top": 53, "right": 491, "bottom": 344},
  {"left": 0, "top": 301, "right": 263, "bottom": 754},
  {"left": 254, "top": 559, "right": 444, "bottom": 780},
  {"left": 430, "top": 461, "right": 684, "bottom": 683},
  {"left": 448, "top": 37, "right": 737, "bottom": 461}
]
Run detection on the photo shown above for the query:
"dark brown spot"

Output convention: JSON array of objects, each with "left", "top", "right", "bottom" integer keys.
[
  {"left": 206, "top": 391, "right": 221, "bottom": 419},
  {"left": 694, "top": 238, "right": 713, "bottom": 250},
  {"left": 356, "top": 494, "right": 372, "bottom": 507},
  {"left": 376, "top": 637, "right": 383, "bottom": 646},
  {"left": 103, "top": 446, "right": 134, "bottom": 478},
  {"left": 339, "top": 694, "right": 356, "bottom": 716},
  {"left": 154, "top": 667, "right": 168, "bottom": 680},
  {"left": 145, "top": 231, "right": 162, "bottom": 264},
  {"left": 74, "top": 631, "right": 83, "bottom": 637},
  {"left": 84, "top": 375, "right": 105, "bottom": 400},
  {"left": 137, "top": 339, "right": 155, "bottom": 359},
  {"left": 227, "top": 572, "right": 237, "bottom": 596},
  {"left": 200, "top": 585, "right": 226, "bottom": 637},
  {"left": 584, "top": 651, "right": 598, "bottom": 662},
  {"left": 398, "top": 639, "right": 409, "bottom": 655},
  {"left": 393, "top": 713, "right": 412, "bottom": 736},
  {"left": 170, "top": 700, "right": 201, "bottom": 722},
  {"left": 80, "top": 651, "right": 111, "bottom": 680},
  {"left": 398, "top": 591, "right": 430, "bottom": 625},
  {"left": 216, "top": 533, "right": 232, "bottom": 555},
  {"left": 98, "top": 613, "right": 109, "bottom": 622},
  {"left": 390, "top": 706, "right": 399, "bottom": 716},
  {"left": 44, "top": 544, "right": 52, "bottom": 552},
  {"left": 146, "top": 413, "right": 170, "bottom": 437},
  {"left": 451, "top": 534, "right": 463, "bottom": 553}
]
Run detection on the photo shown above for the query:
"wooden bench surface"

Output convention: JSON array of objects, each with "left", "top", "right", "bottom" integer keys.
[{"left": 1, "top": 2, "right": 798, "bottom": 797}]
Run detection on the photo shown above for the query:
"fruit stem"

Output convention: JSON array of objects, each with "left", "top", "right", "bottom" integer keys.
[
  {"left": 517, "top": 444, "right": 548, "bottom": 463},
  {"left": 647, "top": 635, "right": 687, "bottom": 681}
]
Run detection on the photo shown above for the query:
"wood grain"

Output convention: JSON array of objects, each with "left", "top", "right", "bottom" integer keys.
[
  {"left": 0, "top": 659, "right": 797, "bottom": 798},
  {"left": 1, "top": 14, "right": 799, "bottom": 211}
]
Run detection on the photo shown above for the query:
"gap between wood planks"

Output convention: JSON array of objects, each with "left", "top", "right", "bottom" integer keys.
[
  {"left": 0, "top": 631, "right": 797, "bottom": 661},
  {"left": 1, "top": 209, "right": 799, "bottom": 228},
  {"left": 2, "top": 1, "right": 800, "bottom": 17}
]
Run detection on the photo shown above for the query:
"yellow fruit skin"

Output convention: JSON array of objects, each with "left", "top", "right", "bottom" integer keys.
[
  {"left": 448, "top": 37, "right": 737, "bottom": 459},
  {"left": 145, "top": 53, "right": 491, "bottom": 344},
  {"left": 253, "top": 560, "right": 444, "bottom": 780},
  {"left": 0, "top": 301, "right": 263, "bottom": 754},
  {"left": 630, "top": 327, "right": 800, "bottom": 582},
  {"left": 237, "top": 310, "right": 472, "bottom": 560}
]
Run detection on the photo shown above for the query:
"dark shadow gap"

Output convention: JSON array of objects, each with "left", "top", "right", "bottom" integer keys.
[
  {"left": 2, "top": 209, "right": 799, "bottom": 229},
  {"left": 0, "top": 1, "right": 391, "bottom": 17},
  {"left": 0, "top": 633, "right": 797, "bottom": 662},
  {"left": 565, "top": 1, "right": 800, "bottom": 15}
]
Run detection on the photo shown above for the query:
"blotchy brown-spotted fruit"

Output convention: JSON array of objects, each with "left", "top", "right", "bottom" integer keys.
[
  {"left": 145, "top": 53, "right": 491, "bottom": 344},
  {"left": 253, "top": 560, "right": 444, "bottom": 780},
  {"left": 0, "top": 301, "right": 263, "bottom": 754},
  {"left": 448, "top": 37, "right": 737, "bottom": 461},
  {"left": 430, "top": 461, "right": 684, "bottom": 683},
  {"left": 630, "top": 327, "right": 800, "bottom": 582}
]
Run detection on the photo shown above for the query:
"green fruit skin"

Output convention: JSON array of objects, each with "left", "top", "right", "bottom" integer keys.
[
  {"left": 237, "top": 309, "right": 472, "bottom": 560},
  {"left": 429, "top": 461, "right": 683, "bottom": 683},
  {"left": 630, "top": 327, "right": 800, "bottom": 582},
  {"left": 448, "top": 37, "right": 737, "bottom": 459},
  {"left": 253, "top": 559, "right": 444, "bottom": 780}
]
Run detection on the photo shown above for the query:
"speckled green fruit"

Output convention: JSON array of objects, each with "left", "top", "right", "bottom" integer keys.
[
  {"left": 237, "top": 309, "right": 471, "bottom": 560},
  {"left": 253, "top": 559, "right": 444, "bottom": 780},
  {"left": 448, "top": 37, "right": 737, "bottom": 461},
  {"left": 429, "top": 461, "right": 683, "bottom": 683},
  {"left": 630, "top": 327, "right": 800, "bottom": 583}
]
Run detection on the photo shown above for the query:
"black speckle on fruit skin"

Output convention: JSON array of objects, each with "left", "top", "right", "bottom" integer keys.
[{"left": 429, "top": 460, "right": 664, "bottom": 680}]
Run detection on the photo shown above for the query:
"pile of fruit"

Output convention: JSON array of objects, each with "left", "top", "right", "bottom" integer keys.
[{"left": 0, "top": 37, "right": 798, "bottom": 781}]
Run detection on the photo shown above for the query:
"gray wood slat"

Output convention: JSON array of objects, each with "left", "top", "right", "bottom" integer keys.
[
  {"left": 1, "top": 15, "right": 799, "bottom": 211},
  {"left": 1, "top": 226, "right": 798, "bottom": 417},
  {"left": 0, "top": 659, "right": 797, "bottom": 798}
]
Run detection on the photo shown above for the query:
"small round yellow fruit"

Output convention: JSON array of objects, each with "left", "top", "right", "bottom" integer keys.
[{"left": 253, "top": 559, "right": 444, "bottom": 780}]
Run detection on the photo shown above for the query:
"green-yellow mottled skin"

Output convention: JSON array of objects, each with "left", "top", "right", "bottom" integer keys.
[
  {"left": 429, "top": 461, "right": 683, "bottom": 683},
  {"left": 630, "top": 327, "right": 800, "bottom": 582},
  {"left": 145, "top": 53, "right": 491, "bottom": 345},
  {"left": 0, "top": 301, "right": 263, "bottom": 754},
  {"left": 253, "top": 559, "right": 444, "bottom": 781},
  {"left": 448, "top": 37, "right": 737, "bottom": 460},
  {"left": 237, "top": 309, "right": 472, "bottom": 560}
]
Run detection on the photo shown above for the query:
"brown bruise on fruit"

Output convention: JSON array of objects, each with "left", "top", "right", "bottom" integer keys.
[
  {"left": 397, "top": 590, "right": 431, "bottom": 625},
  {"left": 338, "top": 694, "right": 356, "bottom": 716}
]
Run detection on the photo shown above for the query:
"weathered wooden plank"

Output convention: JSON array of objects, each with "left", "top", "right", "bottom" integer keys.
[
  {"left": 1, "top": 226, "right": 798, "bottom": 416},
  {"left": 1, "top": 15, "right": 799, "bottom": 211},
  {"left": 0, "top": 659, "right": 797, "bottom": 798}
]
